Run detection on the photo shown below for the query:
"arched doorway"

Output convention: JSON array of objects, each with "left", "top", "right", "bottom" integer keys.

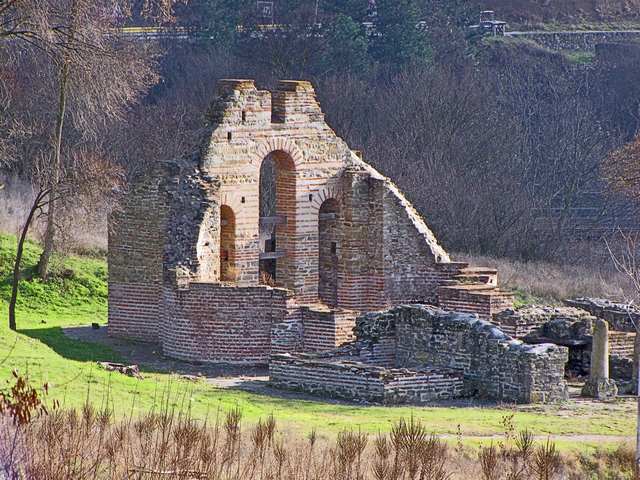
[
  {"left": 220, "top": 205, "right": 236, "bottom": 282},
  {"left": 318, "top": 198, "right": 340, "bottom": 307},
  {"left": 259, "top": 151, "right": 296, "bottom": 288}
]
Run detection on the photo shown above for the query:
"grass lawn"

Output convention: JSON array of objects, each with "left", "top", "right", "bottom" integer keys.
[{"left": 0, "top": 233, "right": 636, "bottom": 452}]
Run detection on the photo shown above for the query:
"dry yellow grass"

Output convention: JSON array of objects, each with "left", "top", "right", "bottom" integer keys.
[
  {"left": 0, "top": 403, "right": 635, "bottom": 480},
  {"left": 456, "top": 250, "right": 636, "bottom": 306}
]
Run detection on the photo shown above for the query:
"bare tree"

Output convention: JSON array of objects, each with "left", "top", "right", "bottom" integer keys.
[
  {"left": 605, "top": 231, "right": 640, "bottom": 475},
  {"left": 11, "top": 0, "right": 161, "bottom": 279},
  {"left": 8, "top": 151, "right": 123, "bottom": 330},
  {"left": 604, "top": 135, "right": 640, "bottom": 205}
]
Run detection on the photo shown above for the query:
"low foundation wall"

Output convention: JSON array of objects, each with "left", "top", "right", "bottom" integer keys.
[
  {"left": 565, "top": 298, "right": 638, "bottom": 332},
  {"left": 270, "top": 354, "right": 464, "bottom": 404},
  {"left": 358, "top": 306, "right": 569, "bottom": 403},
  {"left": 506, "top": 30, "right": 640, "bottom": 52}
]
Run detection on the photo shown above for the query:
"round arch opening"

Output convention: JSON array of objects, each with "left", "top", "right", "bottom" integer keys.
[
  {"left": 259, "top": 150, "right": 296, "bottom": 288},
  {"left": 318, "top": 198, "right": 341, "bottom": 307},
  {"left": 220, "top": 205, "right": 236, "bottom": 282}
]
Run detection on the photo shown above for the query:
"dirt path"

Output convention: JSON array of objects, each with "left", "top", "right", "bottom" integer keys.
[{"left": 63, "top": 325, "right": 638, "bottom": 437}]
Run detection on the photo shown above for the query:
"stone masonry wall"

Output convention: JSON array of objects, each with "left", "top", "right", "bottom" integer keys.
[
  {"left": 506, "top": 30, "right": 640, "bottom": 51},
  {"left": 200, "top": 78, "right": 452, "bottom": 308},
  {"left": 494, "top": 306, "right": 596, "bottom": 339},
  {"left": 565, "top": 298, "right": 639, "bottom": 332},
  {"left": 109, "top": 78, "right": 515, "bottom": 363},
  {"left": 358, "top": 306, "right": 569, "bottom": 403}
]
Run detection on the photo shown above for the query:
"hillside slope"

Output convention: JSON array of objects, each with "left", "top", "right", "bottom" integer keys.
[{"left": 479, "top": 0, "right": 640, "bottom": 23}]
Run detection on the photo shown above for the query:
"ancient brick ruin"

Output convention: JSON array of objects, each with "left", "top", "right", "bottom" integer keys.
[
  {"left": 493, "top": 303, "right": 636, "bottom": 393},
  {"left": 110, "top": 78, "right": 581, "bottom": 404},
  {"left": 109, "top": 78, "right": 516, "bottom": 357},
  {"left": 271, "top": 306, "right": 569, "bottom": 404}
]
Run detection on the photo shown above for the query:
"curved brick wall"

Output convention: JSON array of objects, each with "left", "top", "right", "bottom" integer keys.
[{"left": 161, "top": 283, "right": 290, "bottom": 363}]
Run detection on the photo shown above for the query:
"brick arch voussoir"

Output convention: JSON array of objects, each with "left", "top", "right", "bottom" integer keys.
[
  {"left": 311, "top": 186, "right": 342, "bottom": 211},
  {"left": 250, "top": 139, "right": 304, "bottom": 171},
  {"left": 220, "top": 192, "right": 243, "bottom": 214}
]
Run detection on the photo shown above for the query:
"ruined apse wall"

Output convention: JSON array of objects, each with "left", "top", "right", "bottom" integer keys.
[{"left": 161, "top": 284, "right": 290, "bottom": 363}]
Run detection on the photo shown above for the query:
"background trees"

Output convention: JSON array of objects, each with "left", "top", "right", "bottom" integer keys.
[
  {"left": 0, "top": 0, "right": 159, "bottom": 327},
  {"left": 2, "top": 0, "right": 640, "bottom": 268}
]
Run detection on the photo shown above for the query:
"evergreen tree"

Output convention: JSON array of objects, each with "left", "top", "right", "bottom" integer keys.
[
  {"left": 319, "top": 13, "right": 370, "bottom": 74},
  {"left": 371, "top": 0, "right": 431, "bottom": 66},
  {"left": 201, "top": 0, "right": 254, "bottom": 45},
  {"left": 322, "top": 0, "right": 369, "bottom": 22}
]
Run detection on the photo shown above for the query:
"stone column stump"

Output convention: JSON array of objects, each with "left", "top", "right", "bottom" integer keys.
[{"left": 582, "top": 319, "right": 618, "bottom": 400}]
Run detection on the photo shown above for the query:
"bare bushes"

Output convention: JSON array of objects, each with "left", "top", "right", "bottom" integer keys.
[
  {"left": 0, "top": 370, "right": 633, "bottom": 480},
  {"left": 0, "top": 405, "right": 453, "bottom": 480},
  {"left": 1, "top": 404, "right": 636, "bottom": 479},
  {"left": 0, "top": 175, "right": 107, "bottom": 252}
]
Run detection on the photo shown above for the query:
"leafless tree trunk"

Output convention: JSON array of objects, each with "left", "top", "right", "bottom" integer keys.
[
  {"left": 37, "top": 60, "right": 69, "bottom": 279},
  {"left": 605, "top": 231, "right": 640, "bottom": 477},
  {"left": 9, "top": 187, "right": 49, "bottom": 330}
]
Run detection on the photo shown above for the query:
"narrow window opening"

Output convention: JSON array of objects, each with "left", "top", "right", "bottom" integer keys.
[
  {"left": 227, "top": 131, "right": 232, "bottom": 141},
  {"left": 331, "top": 242, "right": 337, "bottom": 255},
  {"left": 242, "top": 111, "right": 247, "bottom": 123},
  {"left": 241, "top": 196, "right": 246, "bottom": 204},
  {"left": 308, "top": 194, "right": 313, "bottom": 202}
]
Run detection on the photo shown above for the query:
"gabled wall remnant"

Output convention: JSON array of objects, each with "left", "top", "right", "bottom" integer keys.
[{"left": 108, "top": 78, "right": 515, "bottom": 367}]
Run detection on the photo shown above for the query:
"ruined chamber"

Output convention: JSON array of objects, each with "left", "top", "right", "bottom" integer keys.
[{"left": 108, "top": 79, "right": 514, "bottom": 364}]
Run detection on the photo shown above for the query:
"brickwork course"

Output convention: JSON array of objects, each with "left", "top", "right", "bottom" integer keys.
[
  {"left": 271, "top": 305, "right": 568, "bottom": 404},
  {"left": 108, "top": 78, "right": 516, "bottom": 365}
]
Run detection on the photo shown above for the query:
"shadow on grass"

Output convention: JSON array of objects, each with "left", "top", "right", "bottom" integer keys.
[{"left": 19, "top": 326, "right": 124, "bottom": 364}]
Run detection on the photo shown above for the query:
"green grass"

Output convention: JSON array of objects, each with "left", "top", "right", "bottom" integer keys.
[
  {"left": 0, "top": 233, "right": 636, "bottom": 451},
  {"left": 563, "top": 51, "right": 596, "bottom": 65}
]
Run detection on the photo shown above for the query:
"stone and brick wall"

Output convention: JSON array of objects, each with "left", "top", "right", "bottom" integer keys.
[
  {"left": 108, "top": 77, "right": 516, "bottom": 365},
  {"left": 356, "top": 306, "right": 568, "bottom": 403},
  {"left": 494, "top": 306, "right": 595, "bottom": 339},
  {"left": 270, "top": 305, "right": 567, "bottom": 404},
  {"left": 269, "top": 354, "right": 464, "bottom": 404},
  {"left": 565, "top": 298, "right": 639, "bottom": 332},
  {"left": 610, "top": 331, "right": 636, "bottom": 358},
  {"left": 108, "top": 170, "right": 166, "bottom": 342}
]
